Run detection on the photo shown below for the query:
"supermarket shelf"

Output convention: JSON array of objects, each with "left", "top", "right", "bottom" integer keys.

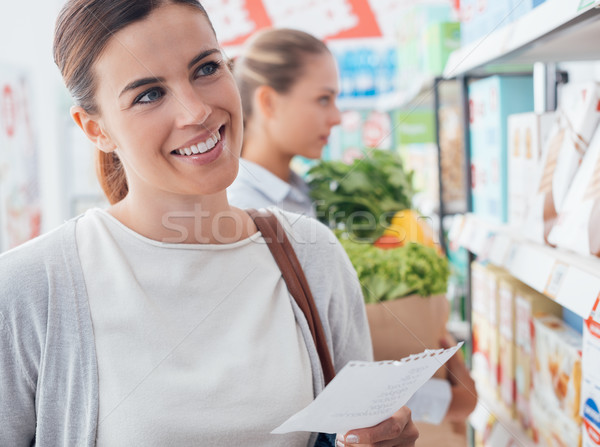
[
  {"left": 444, "top": 0, "right": 600, "bottom": 78},
  {"left": 470, "top": 381, "right": 536, "bottom": 447},
  {"left": 448, "top": 214, "right": 600, "bottom": 319},
  {"left": 337, "top": 76, "right": 435, "bottom": 111}
]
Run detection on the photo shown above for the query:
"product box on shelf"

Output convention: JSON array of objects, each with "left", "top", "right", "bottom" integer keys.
[
  {"left": 498, "top": 276, "right": 518, "bottom": 416},
  {"left": 468, "top": 75, "right": 534, "bottom": 223},
  {"left": 531, "top": 392, "right": 582, "bottom": 447},
  {"left": 472, "top": 261, "right": 492, "bottom": 388},
  {"left": 507, "top": 112, "right": 555, "bottom": 229},
  {"left": 582, "top": 296, "right": 600, "bottom": 447},
  {"left": 510, "top": 0, "right": 534, "bottom": 22},
  {"left": 548, "top": 125, "right": 600, "bottom": 258},
  {"left": 533, "top": 314, "right": 583, "bottom": 428},
  {"left": 514, "top": 285, "right": 563, "bottom": 438},
  {"left": 525, "top": 82, "right": 600, "bottom": 244},
  {"left": 422, "top": 22, "right": 461, "bottom": 75},
  {"left": 459, "top": 0, "right": 513, "bottom": 46}
]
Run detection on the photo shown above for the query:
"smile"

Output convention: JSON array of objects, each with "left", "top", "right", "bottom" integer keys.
[{"left": 173, "top": 127, "right": 222, "bottom": 156}]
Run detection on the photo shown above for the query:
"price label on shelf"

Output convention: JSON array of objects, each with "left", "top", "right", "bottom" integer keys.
[{"left": 544, "top": 261, "right": 569, "bottom": 298}]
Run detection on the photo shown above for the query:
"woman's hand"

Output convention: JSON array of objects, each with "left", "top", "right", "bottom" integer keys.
[{"left": 335, "top": 406, "right": 419, "bottom": 446}]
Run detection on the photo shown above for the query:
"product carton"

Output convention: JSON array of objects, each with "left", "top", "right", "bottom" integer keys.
[
  {"left": 514, "top": 285, "right": 563, "bottom": 437},
  {"left": 548, "top": 125, "right": 600, "bottom": 257},
  {"left": 533, "top": 314, "right": 583, "bottom": 427},
  {"left": 471, "top": 261, "right": 491, "bottom": 387},
  {"left": 582, "top": 297, "right": 600, "bottom": 447},
  {"left": 507, "top": 112, "right": 555, "bottom": 228},
  {"left": 484, "top": 265, "right": 508, "bottom": 398},
  {"left": 468, "top": 76, "right": 534, "bottom": 223},
  {"left": 531, "top": 392, "right": 582, "bottom": 447},
  {"left": 525, "top": 82, "right": 600, "bottom": 244},
  {"left": 497, "top": 277, "right": 518, "bottom": 416}
]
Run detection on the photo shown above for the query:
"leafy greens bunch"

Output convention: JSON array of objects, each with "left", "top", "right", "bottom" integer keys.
[
  {"left": 307, "top": 150, "right": 415, "bottom": 241},
  {"left": 338, "top": 235, "right": 450, "bottom": 303}
]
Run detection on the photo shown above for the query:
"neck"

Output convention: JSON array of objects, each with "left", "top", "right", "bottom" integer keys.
[
  {"left": 108, "top": 190, "right": 257, "bottom": 244},
  {"left": 242, "top": 130, "right": 293, "bottom": 183}
]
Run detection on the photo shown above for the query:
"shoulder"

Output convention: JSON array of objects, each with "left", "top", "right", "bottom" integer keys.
[
  {"left": 273, "top": 208, "right": 339, "bottom": 256},
  {"left": 0, "top": 221, "right": 75, "bottom": 314}
]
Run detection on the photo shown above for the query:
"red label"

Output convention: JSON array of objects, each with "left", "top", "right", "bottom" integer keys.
[
  {"left": 2, "top": 84, "right": 16, "bottom": 138},
  {"left": 585, "top": 419, "right": 600, "bottom": 444}
]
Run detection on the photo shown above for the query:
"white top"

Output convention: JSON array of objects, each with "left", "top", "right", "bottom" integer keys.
[
  {"left": 76, "top": 208, "right": 313, "bottom": 446},
  {"left": 228, "top": 159, "right": 315, "bottom": 217}
]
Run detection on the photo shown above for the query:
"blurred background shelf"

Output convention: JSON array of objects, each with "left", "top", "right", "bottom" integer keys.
[
  {"left": 449, "top": 213, "right": 600, "bottom": 319},
  {"left": 444, "top": 0, "right": 600, "bottom": 77}
]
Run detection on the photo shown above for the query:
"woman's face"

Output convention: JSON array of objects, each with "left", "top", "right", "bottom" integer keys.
[
  {"left": 268, "top": 52, "right": 341, "bottom": 160},
  {"left": 89, "top": 3, "right": 243, "bottom": 201}
]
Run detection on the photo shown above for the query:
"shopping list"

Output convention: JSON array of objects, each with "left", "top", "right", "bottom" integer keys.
[{"left": 272, "top": 342, "right": 462, "bottom": 434}]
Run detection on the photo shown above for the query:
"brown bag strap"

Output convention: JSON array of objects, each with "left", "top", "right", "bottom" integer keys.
[{"left": 247, "top": 209, "right": 336, "bottom": 385}]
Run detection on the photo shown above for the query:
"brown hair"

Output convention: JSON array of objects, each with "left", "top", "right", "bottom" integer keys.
[
  {"left": 233, "top": 28, "right": 330, "bottom": 121},
  {"left": 53, "top": 0, "right": 213, "bottom": 204}
]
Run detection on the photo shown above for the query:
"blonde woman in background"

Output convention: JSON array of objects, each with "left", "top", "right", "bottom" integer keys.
[{"left": 227, "top": 28, "right": 341, "bottom": 217}]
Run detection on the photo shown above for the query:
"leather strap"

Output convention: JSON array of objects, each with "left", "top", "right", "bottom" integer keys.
[{"left": 247, "top": 209, "right": 336, "bottom": 385}]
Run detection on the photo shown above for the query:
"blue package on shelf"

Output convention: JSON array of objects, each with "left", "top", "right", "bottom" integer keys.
[
  {"left": 468, "top": 75, "right": 534, "bottom": 223},
  {"left": 532, "top": 0, "right": 546, "bottom": 6},
  {"left": 511, "top": 0, "right": 534, "bottom": 22}
]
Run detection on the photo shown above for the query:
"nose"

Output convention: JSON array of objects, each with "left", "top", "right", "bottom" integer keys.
[
  {"left": 329, "top": 102, "right": 341, "bottom": 127},
  {"left": 174, "top": 87, "right": 211, "bottom": 128}
]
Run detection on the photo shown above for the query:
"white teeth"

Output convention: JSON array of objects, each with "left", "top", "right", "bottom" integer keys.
[
  {"left": 206, "top": 136, "right": 216, "bottom": 150},
  {"left": 175, "top": 129, "right": 221, "bottom": 156}
]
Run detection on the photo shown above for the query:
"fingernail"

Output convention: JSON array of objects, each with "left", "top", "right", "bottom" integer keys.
[
  {"left": 345, "top": 434, "right": 359, "bottom": 444},
  {"left": 336, "top": 440, "right": 345, "bottom": 447}
]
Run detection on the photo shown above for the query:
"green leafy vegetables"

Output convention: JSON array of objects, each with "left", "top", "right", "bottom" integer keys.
[{"left": 339, "top": 235, "right": 450, "bottom": 303}]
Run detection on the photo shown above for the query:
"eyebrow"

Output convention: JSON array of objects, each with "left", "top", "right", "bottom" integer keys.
[{"left": 118, "top": 48, "right": 221, "bottom": 98}]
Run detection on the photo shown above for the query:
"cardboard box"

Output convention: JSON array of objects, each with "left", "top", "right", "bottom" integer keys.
[
  {"left": 471, "top": 262, "right": 491, "bottom": 386},
  {"left": 548, "top": 125, "right": 600, "bottom": 257},
  {"left": 514, "top": 285, "right": 563, "bottom": 437},
  {"left": 484, "top": 265, "right": 508, "bottom": 397},
  {"left": 507, "top": 112, "right": 555, "bottom": 228},
  {"left": 498, "top": 277, "right": 518, "bottom": 415},
  {"left": 468, "top": 76, "right": 534, "bottom": 223},
  {"left": 531, "top": 392, "right": 582, "bottom": 447},
  {"left": 366, "top": 294, "right": 449, "bottom": 379},
  {"left": 525, "top": 82, "right": 600, "bottom": 244},
  {"left": 533, "top": 314, "right": 583, "bottom": 427},
  {"left": 582, "top": 297, "right": 600, "bottom": 447}
]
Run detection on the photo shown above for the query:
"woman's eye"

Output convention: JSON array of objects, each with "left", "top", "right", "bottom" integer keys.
[
  {"left": 134, "top": 88, "right": 164, "bottom": 105},
  {"left": 196, "top": 61, "right": 221, "bottom": 77},
  {"left": 319, "top": 96, "right": 331, "bottom": 105}
]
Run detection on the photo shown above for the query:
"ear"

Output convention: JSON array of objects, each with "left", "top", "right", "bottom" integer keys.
[
  {"left": 70, "top": 106, "right": 117, "bottom": 153},
  {"left": 253, "top": 85, "right": 280, "bottom": 120}
]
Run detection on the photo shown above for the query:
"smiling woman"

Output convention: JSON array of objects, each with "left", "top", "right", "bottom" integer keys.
[{"left": 0, "top": 1, "right": 418, "bottom": 447}]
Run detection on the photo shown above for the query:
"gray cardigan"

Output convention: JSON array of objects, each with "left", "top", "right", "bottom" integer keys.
[{"left": 0, "top": 210, "right": 373, "bottom": 446}]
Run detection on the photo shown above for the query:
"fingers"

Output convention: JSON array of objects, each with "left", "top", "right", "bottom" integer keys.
[{"left": 336, "top": 407, "right": 419, "bottom": 447}]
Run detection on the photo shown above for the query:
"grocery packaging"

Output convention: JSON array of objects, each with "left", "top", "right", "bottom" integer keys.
[
  {"left": 471, "top": 262, "right": 491, "bottom": 387},
  {"left": 582, "top": 296, "right": 600, "bottom": 447},
  {"left": 531, "top": 392, "right": 582, "bottom": 447},
  {"left": 507, "top": 112, "right": 555, "bottom": 228},
  {"left": 548, "top": 125, "right": 600, "bottom": 257},
  {"left": 497, "top": 277, "right": 519, "bottom": 416},
  {"left": 468, "top": 75, "right": 534, "bottom": 223},
  {"left": 533, "top": 314, "right": 583, "bottom": 427},
  {"left": 514, "top": 285, "right": 563, "bottom": 437},
  {"left": 485, "top": 265, "right": 507, "bottom": 398},
  {"left": 525, "top": 82, "right": 600, "bottom": 244}
]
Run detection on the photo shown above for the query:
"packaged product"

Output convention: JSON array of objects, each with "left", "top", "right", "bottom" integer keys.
[
  {"left": 485, "top": 265, "right": 509, "bottom": 399},
  {"left": 582, "top": 297, "right": 600, "bottom": 447},
  {"left": 514, "top": 285, "right": 563, "bottom": 437},
  {"left": 507, "top": 112, "right": 555, "bottom": 228},
  {"left": 548, "top": 125, "right": 600, "bottom": 257},
  {"left": 533, "top": 314, "right": 583, "bottom": 427},
  {"left": 531, "top": 392, "right": 582, "bottom": 447},
  {"left": 525, "top": 82, "right": 600, "bottom": 244},
  {"left": 468, "top": 76, "right": 534, "bottom": 224},
  {"left": 498, "top": 277, "right": 518, "bottom": 416},
  {"left": 471, "top": 262, "right": 491, "bottom": 386}
]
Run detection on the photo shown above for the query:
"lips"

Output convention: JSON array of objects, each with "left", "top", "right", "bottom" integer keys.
[{"left": 172, "top": 126, "right": 224, "bottom": 156}]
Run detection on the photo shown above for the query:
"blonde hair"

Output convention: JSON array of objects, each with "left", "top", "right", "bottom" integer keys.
[{"left": 233, "top": 28, "right": 330, "bottom": 120}]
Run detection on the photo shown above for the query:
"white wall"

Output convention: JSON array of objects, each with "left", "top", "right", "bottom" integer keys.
[{"left": 0, "top": 0, "right": 70, "bottom": 233}]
